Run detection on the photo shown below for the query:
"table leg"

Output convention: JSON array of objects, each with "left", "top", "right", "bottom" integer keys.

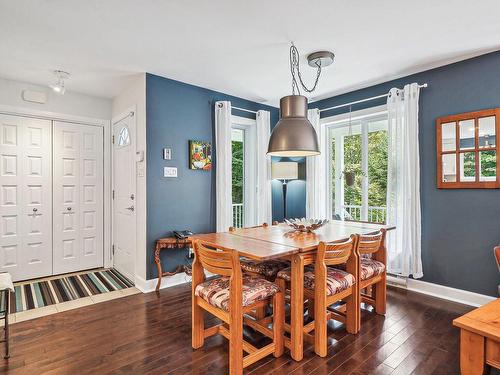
[
  {"left": 460, "top": 329, "right": 487, "bottom": 375},
  {"left": 155, "top": 246, "right": 162, "bottom": 292},
  {"left": 290, "top": 254, "right": 304, "bottom": 361}
]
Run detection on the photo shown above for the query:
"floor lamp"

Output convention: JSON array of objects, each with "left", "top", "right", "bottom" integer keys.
[{"left": 272, "top": 162, "right": 298, "bottom": 220}]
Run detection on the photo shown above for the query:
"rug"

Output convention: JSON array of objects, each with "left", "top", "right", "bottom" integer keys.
[{"left": 1, "top": 269, "right": 134, "bottom": 313}]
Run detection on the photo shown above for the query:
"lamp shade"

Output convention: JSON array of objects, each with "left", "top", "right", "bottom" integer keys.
[
  {"left": 267, "top": 95, "right": 320, "bottom": 157},
  {"left": 272, "top": 162, "right": 298, "bottom": 180}
]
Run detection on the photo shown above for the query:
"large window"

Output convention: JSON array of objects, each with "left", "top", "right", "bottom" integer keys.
[
  {"left": 325, "top": 106, "right": 388, "bottom": 223},
  {"left": 231, "top": 116, "right": 256, "bottom": 227}
]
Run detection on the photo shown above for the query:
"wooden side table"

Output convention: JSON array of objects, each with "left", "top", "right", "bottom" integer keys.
[
  {"left": 453, "top": 298, "right": 500, "bottom": 374},
  {"left": 154, "top": 237, "right": 193, "bottom": 291}
]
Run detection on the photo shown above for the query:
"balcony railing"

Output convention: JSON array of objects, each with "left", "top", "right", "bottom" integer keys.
[
  {"left": 342, "top": 204, "right": 387, "bottom": 224},
  {"left": 232, "top": 203, "right": 244, "bottom": 228}
]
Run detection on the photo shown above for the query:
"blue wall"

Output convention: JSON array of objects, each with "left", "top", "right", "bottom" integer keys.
[
  {"left": 311, "top": 51, "right": 500, "bottom": 297},
  {"left": 146, "top": 73, "right": 278, "bottom": 279}
]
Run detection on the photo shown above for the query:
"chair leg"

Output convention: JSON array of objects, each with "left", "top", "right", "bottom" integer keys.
[
  {"left": 345, "top": 288, "right": 358, "bottom": 334},
  {"left": 375, "top": 274, "right": 387, "bottom": 315},
  {"left": 273, "top": 292, "right": 284, "bottom": 358},
  {"left": 191, "top": 300, "right": 205, "bottom": 349},
  {"left": 307, "top": 299, "right": 315, "bottom": 319},
  {"left": 314, "top": 295, "right": 327, "bottom": 357},
  {"left": 255, "top": 305, "right": 266, "bottom": 320},
  {"left": 229, "top": 310, "right": 243, "bottom": 375}
]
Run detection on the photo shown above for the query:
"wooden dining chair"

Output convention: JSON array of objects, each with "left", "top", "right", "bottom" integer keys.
[
  {"left": 192, "top": 240, "right": 284, "bottom": 374},
  {"left": 357, "top": 229, "right": 387, "bottom": 326},
  {"left": 231, "top": 223, "right": 290, "bottom": 282},
  {"left": 276, "top": 235, "right": 359, "bottom": 357}
]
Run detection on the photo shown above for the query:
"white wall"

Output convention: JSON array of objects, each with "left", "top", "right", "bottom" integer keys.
[
  {"left": 112, "top": 73, "right": 147, "bottom": 285},
  {"left": 0, "top": 77, "right": 111, "bottom": 119}
]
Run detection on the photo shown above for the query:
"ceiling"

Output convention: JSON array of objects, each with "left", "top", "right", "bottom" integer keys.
[{"left": 1, "top": 0, "right": 499, "bottom": 105}]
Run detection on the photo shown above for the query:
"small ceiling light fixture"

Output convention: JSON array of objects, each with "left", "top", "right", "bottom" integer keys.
[
  {"left": 49, "top": 70, "right": 70, "bottom": 95},
  {"left": 267, "top": 43, "right": 334, "bottom": 157}
]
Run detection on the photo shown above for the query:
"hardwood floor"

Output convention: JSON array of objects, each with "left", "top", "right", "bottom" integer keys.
[{"left": 0, "top": 284, "right": 474, "bottom": 374}]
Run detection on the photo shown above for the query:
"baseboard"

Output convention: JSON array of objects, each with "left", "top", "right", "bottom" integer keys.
[
  {"left": 388, "top": 275, "right": 495, "bottom": 307},
  {"left": 135, "top": 273, "right": 192, "bottom": 293}
]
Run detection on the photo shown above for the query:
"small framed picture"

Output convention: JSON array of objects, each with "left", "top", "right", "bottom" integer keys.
[{"left": 189, "top": 140, "right": 212, "bottom": 170}]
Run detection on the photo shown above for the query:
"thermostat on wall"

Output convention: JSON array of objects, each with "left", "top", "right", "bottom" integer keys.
[{"left": 164, "top": 167, "right": 177, "bottom": 178}]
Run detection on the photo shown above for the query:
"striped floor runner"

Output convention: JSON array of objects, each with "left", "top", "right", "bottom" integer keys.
[{"left": 1, "top": 269, "right": 134, "bottom": 314}]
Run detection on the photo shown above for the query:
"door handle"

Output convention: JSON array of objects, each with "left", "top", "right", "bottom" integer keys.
[{"left": 125, "top": 205, "right": 135, "bottom": 212}]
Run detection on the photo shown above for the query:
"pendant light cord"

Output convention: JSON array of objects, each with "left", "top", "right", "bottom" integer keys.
[{"left": 290, "top": 43, "right": 322, "bottom": 96}]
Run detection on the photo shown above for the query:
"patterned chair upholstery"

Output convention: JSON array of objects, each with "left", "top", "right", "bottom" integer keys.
[
  {"left": 277, "top": 267, "right": 355, "bottom": 296},
  {"left": 194, "top": 275, "right": 280, "bottom": 311},
  {"left": 240, "top": 259, "right": 290, "bottom": 280},
  {"left": 360, "top": 259, "right": 385, "bottom": 280}
]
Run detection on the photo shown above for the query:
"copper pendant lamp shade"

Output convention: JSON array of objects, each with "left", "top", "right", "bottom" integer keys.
[{"left": 267, "top": 95, "right": 320, "bottom": 157}]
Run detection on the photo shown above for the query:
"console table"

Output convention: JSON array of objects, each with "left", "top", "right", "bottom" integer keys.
[
  {"left": 453, "top": 298, "right": 500, "bottom": 374},
  {"left": 154, "top": 237, "right": 192, "bottom": 291}
]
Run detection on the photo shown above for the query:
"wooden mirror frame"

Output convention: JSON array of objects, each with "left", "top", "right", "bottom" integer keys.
[{"left": 436, "top": 108, "right": 500, "bottom": 189}]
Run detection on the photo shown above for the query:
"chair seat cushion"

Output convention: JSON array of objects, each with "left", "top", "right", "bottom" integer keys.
[
  {"left": 240, "top": 259, "right": 290, "bottom": 278},
  {"left": 277, "top": 267, "right": 355, "bottom": 296},
  {"left": 361, "top": 259, "right": 385, "bottom": 280},
  {"left": 194, "top": 275, "right": 280, "bottom": 311}
]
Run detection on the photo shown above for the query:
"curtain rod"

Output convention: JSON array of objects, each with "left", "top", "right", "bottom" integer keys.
[
  {"left": 318, "top": 83, "right": 428, "bottom": 113},
  {"left": 232, "top": 106, "right": 258, "bottom": 114}
]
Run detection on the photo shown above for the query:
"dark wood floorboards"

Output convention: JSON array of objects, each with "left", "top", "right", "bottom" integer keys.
[{"left": 0, "top": 284, "right": 476, "bottom": 374}]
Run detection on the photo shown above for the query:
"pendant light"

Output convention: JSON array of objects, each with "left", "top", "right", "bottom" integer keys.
[{"left": 267, "top": 44, "right": 335, "bottom": 157}]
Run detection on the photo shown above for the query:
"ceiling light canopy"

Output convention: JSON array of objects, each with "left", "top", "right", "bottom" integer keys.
[
  {"left": 268, "top": 44, "right": 334, "bottom": 157},
  {"left": 49, "top": 70, "right": 70, "bottom": 95}
]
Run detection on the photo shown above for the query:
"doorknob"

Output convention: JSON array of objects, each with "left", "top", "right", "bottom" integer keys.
[
  {"left": 125, "top": 205, "right": 135, "bottom": 212},
  {"left": 32, "top": 208, "right": 38, "bottom": 212},
  {"left": 67, "top": 207, "right": 72, "bottom": 211}
]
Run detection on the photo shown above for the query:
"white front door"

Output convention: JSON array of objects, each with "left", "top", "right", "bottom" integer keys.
[
  {"left": 53, "top": 121, "right": 104, "bottom": 274},
  {"left": 112, "top": 115, "right": 136, "bottom": 281},
  {"left": 0, "top": 114, "right": 52, "bottom": 281}
]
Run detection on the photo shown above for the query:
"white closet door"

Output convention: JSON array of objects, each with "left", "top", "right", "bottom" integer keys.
[
  {"left": 0, "top": 114, "right": 52, "bottom": 281},
  {"left": 53, "top": 121, "right": 103, "bottom": 274}
]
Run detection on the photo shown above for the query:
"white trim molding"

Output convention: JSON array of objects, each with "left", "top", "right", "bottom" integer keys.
[
  {"left": 134, "top": 271, "right": 215, "bottom": 294},
  {"left": 387, "top": 275, "right": 495, "bottom": 307}
]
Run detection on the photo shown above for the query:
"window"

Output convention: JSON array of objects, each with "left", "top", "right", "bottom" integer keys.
[
  {"left": 437, "top": 108, "right": 500, "bottom": 188},
  {"left": 231, "top": 116, "right": 256, "bottom": 227},
  {"left": 324, "top": 106, "right": 388, "bottom": 223},
  {"left": 117, "top": 126, "right": 130, "bottom": 146}
]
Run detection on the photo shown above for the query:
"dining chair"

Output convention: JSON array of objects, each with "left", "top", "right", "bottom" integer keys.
[
  {"left": 231, "top": 223, "right": 290, "bottom": 282},
  {"left": 191, "top": 240, "right": 284, "bottom": 375},
  {"left": 276, "top": 235, "right": 359, "bottom": 357},
  {"left": 494, "top": 246, "right": 500, "bottom": 296},
  {"left": 357, "top": 229, "right": 387, "bottom": 325}
]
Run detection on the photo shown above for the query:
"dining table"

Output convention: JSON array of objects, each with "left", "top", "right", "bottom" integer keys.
[{"left": 190, "top": 220, "right": 394, "bottom": 361}]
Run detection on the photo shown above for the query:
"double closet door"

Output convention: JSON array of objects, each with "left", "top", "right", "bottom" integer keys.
[{"left": 0, "top": 114, "right": 103, "bottom": 282}]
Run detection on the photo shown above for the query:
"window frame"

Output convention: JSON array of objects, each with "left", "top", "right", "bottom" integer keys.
[
  {"left": 436, "top": 108, "right": 500, "bottom": 189},
  {"left": 321, "top": 105, "right": 388, "bottom": 222},
  {"left": 231, "top": 115, "right": 257, "bottom": 227}
]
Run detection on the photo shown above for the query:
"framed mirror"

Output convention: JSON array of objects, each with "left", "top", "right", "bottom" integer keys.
[{"left": 436, "top": 108, "right": 500, "bottom": 188}]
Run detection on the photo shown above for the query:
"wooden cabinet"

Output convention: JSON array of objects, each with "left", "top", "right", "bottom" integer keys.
[{"left": 436, "top": 108, "right": 500, "bottom": 188}]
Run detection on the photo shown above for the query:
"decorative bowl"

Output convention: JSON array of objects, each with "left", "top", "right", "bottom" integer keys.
[{"left": 284, "top": 218, "right": 328, "bottom": 233}]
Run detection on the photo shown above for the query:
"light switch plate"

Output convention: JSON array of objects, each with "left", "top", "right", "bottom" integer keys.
[
  {"left": 164, "top": 167, "right": 177, "bottom": 178},
  {"left": 163, "top": 148, "right": 172, "bottom": 160}
]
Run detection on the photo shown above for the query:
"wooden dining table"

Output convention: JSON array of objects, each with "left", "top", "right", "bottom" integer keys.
[{"left": 190, "top": 220, "right": 393, "bottom": 361}]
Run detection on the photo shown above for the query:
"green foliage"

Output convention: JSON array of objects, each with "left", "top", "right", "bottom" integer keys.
[
  {"left": 481, "top": 151, "right": 496, "bottom": 177},
  {"left": 231, "top": 140, "right": 244, "bottom": 204}
]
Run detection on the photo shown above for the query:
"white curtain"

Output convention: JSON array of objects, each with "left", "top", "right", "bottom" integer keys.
[
  {"left": 386, "top": 83, "right": 423, "bottom": 278},
  {"left": 256, "top": 110, "right": 272, "bottom": 224},
  {"left": 306, "top": 108, "right": 328, "bottom": 219},
  {"left": 215, "top": 101, "right": 232, "bottom": 232}
]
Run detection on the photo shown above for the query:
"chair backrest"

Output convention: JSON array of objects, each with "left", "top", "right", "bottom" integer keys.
[
  {"left": 358, "top": 229, "right": 386, "bottom": 256},
  {"left": 317, "top": 236, "right": 357, "bottom": 267},
  {"left": 495, "top": 246, "right": 500, "bottom": 272},
  {"left": 193, "top": 240, "right": 240, "bottom": 277}
]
